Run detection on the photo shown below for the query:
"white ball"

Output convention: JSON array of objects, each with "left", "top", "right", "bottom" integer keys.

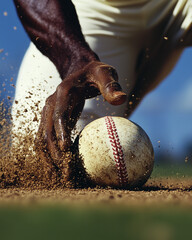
[{"left": 78, "top": 116, "right": 154, "bottom": 188}]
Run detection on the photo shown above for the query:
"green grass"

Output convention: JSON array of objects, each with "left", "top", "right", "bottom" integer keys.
[
  {"left": 0, "top": 163, "right": 192, "bottom": 240},
  {"left": 151, "top": 163, "right": 192, "bottom": 178},
  {"left": 0, "top": 205, "right": 192, "bottom": 240}
]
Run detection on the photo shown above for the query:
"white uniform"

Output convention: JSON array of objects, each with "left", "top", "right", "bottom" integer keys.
[{"left": 11, "top": 0, "right": 192, "bottom": 147}]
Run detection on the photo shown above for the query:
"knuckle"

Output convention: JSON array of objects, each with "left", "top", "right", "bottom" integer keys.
[
  {"left": 109, "top": 67, "right": 118, "bottom": 81},
  {"left": 97, "top": 63, "right": 119, "bottom": 81},
  {"left": 105, "top": 81, "right": 122, "bottom": 91}
]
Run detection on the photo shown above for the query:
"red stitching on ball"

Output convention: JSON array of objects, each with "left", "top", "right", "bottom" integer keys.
[{"left": 105, "top": 116, "right": 128, "bottom": 186}]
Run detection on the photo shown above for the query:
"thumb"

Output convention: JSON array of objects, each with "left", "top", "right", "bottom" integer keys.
[
  {"left": 92, "top": 63, "right": 127, "bottom": 105},
  {"left": 102, "top": 81, "right": 127, "bottom": 105}
]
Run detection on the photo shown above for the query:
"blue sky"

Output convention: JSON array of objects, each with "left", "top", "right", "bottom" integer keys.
[{"left": 1, "top": 1, "right": 192, "bottom": 160}]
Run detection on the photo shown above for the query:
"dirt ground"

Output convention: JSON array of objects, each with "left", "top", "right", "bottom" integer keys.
[
  {"left": 0, "top": 178, "right": 191, "bottom": 207},
  {"left": 0, "top": 117, "right": 192, "bottom": 208},
  {"left": 0, "top": 145, "right": 192, "bottom": 208}
]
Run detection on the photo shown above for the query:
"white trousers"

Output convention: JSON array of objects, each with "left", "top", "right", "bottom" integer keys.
[{"left": 11, "top": 0, "right": 192, "bottom": 144}]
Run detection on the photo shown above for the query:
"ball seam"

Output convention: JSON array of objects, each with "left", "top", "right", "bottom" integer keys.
[{"left": 105, "top": 116, "right": 128, "bottom": 186}]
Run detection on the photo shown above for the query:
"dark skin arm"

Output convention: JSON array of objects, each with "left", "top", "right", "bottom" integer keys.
[{"left": 13, "top": 0, "right": 126, "bottom": 181}]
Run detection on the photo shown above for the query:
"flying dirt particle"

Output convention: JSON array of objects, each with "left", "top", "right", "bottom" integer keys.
[
  {"left": 13, "top": 26, "right": 17, "bottom": 30},
  {"left": 28, "top": 91, "right": 33, "bottom": 96},
  {"left": 185, "top": 156, "right": 189, "bottom": 163},
  {"left": 0, "top": 49, "right": 4, "bottom": 53},
  {"left": 3, "top": 12, "right": 8, "bottom": 16},
  {"left": 33, "top": 114, "right": 38, "bottom": 122},
  {"left": 0, "top": 119, "right": 6, "bottom": 126}
]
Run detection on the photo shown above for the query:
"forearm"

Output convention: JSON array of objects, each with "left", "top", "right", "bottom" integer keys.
[{"left": 13, "top": 0, "right": 99, "bottom": 79}]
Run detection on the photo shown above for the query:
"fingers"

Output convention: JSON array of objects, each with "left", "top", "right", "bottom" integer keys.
[
  {"left": 103, "top": 81, "right": 127, "bottom": 105},
  {"left": 53, "top": 86, "right": 71, "bottom": 151},
  {"left": 53, "top": 82, "right": 85, "bottom": 151},
  {"left": 35, "top": 93, "right": 72, "bottom": 181},
  {"left": 87, "top": 62, "right": 127, "bottom": 105},
  {"left": 35, "top": 79, "right": 84, "bottom": 181}
]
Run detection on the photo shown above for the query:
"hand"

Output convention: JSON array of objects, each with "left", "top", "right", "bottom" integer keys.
[{"left": 35, "top": 61, "right": 126, "bottom": 182}]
